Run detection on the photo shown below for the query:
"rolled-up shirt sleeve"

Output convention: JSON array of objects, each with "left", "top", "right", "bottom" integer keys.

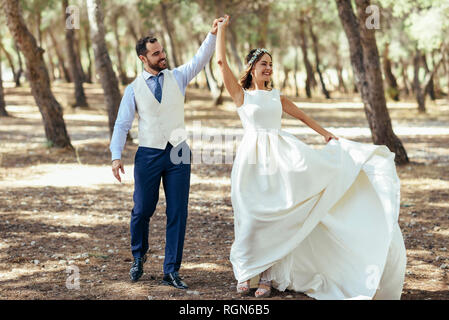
[
  {"left": 109, "top": 84, "right": 136, "bottom": 161},
  {"left": 174, "top": 32, "right": 217, "bottom": 93}
]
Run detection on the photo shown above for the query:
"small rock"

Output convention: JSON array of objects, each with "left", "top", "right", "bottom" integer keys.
[
  {"left": 158, "top": 256, "right": 164, "bottom": 260},
  {"left": 68, "top": 260, "right": 75, "bottom": 265},
  {"left": 440, "top": 247, "right": 447, "bottom": 251},
  {"left": 147, "top": 296, "right": 154, "bottom": 300},
  {"left": 85, "top": 259, "right": 90, "bottom": 264},
  {"left": 33, "top": 260, "right": 40, "bottom": 265},
  {"left": 30, "top": 241, "right": 36, "bottom": 246},
  {"left": 107, "top": 249, "right": 114, "bottom": 254},
  {"left": 440, "top": 264, "right": 448, "bottom": 269},
  {"left": 59, "top": 260, "right": 67, "bottom": 264},
  {"left": 81, "top": 253, "right": 89, "bottom": 258},
  {"left": 286, "top": 295, "right": 293, "bottom": 298}
]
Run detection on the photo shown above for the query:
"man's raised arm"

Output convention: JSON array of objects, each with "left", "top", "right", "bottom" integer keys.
[{"left": 175, "top": 18, "right": 224, "bottom": 90}]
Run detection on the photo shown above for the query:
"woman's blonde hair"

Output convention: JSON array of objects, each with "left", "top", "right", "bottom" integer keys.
[{"left": 238, "top": 49, "right": 273, "bottom": 90}]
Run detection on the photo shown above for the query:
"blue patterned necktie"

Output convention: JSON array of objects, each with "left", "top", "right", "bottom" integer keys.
[{"left": 154, "top": 73, "right": 163, "bottom": 103}]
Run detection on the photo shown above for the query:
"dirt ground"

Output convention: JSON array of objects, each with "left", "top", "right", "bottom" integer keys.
[{"left": 0, "top": 82, "right": 448, "bottom": 300}]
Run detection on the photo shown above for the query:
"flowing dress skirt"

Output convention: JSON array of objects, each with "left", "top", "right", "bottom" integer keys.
[{"left": 230, "top": 131, "right": 406, "bottom": 300}]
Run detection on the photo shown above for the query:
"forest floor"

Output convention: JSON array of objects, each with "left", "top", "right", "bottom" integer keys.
[{"left": 0, "top": 82, "right": 448, "bottom": 300}]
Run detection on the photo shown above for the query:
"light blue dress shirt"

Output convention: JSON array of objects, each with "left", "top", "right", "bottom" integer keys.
[{"left": 110, "top": 32, "right": 217, "bottom": 160}]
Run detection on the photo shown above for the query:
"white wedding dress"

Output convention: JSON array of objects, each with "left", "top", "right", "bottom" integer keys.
[{"left": 229, "top": 88, "right": 407, "bottom": 300}]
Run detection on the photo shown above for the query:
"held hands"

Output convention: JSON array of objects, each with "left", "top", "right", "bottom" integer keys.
[
  {"left": 217, "top": 14, "right": 230, "bottom": 30},
  {"left": 112, "top": 159, "right": 125, "bottom": 183},
  {"left": 211, "top": 16, "right": 226, "bottom": 35},
  {"left": 324, "top": 132, "right": 339, "bottom": 143}
]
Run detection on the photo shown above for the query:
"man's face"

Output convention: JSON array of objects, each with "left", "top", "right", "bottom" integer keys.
[{"left": 139, "top": 41, "right": 167, "bottom": 72}]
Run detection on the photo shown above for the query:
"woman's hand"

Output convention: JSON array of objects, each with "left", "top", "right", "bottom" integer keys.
[
  {"left": 324, "top": 132, "right": 339, "bottom": 143},
  {"left": 218, "top": 14, "right": 230, "bottom": 30}
]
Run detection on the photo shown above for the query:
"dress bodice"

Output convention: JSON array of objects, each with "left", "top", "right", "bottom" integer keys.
[{"left": 237, "top": 89, "right": 282, "bottom": 131}]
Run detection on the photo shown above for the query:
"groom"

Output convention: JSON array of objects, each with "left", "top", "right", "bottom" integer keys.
[{"left": 110, "top": 18, "right": 222, "bottom": 289}]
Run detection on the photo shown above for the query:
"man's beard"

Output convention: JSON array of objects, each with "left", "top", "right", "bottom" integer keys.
[{"left": 148, "top": 58, "right": 167, "bottom": 72}]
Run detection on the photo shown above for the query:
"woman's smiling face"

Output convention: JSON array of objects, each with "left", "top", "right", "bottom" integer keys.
[{"left": 251, "top": 53, "right": 273, "bottom": 84}]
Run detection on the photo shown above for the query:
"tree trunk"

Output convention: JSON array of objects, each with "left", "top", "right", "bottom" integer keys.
[
  {"left": 413, "top": 50, "right": 426, "bottom": 112},
  {"left": 45, "top": 34, "right": 56, "bottom": 81},
  {"left": 63, "top": 0, "right": 88, "bottom": 108},
  {"left": 282, "top": 67, "right": 290, "bottom": 90},
  {"left": 445, "top": 50, "right": 449, "bottom": 100},
  {"left": 48, "top": 29, "right": 71, "bottom": 82},
  {"left": 82, "top": 21, "right": 93, "bottom": 83},
  {"left": 336, "top": 0, "right": 409, "bottom": 164},
  {"left": 337, "top": 65, "right": 348, "bottom": 93},
  {"left": 127, "top": 19, "right": 139, "bottom": 43},
  {"left": 308, "top": 22, "right": 330, "bottom": 99},
  {"left": 0, "top": 50, "right": 9, "bottom": 117},
  {"left": 294, "top": 47, "right": 299, "bottom": 97},
  {"left": 257, "top": 3, "right": 269, "bottom": 48},
  {"left": 382, "top": 43, "right": 400, "bottom": 101},
  {"left": 204, "top": 58, "right": 224, "bottom": 105},
  {"left": 195, "top": 34, "right": 223, "bottom": 105},
  {"left": 333, "top": 42, "right": 348, "bottom": 93},
  {"left": 35, "top": 9, "right": 42, "bottom": 47},
  {"left": 421, "top": 54, "right": 436, "bottom": 100},
  {"left": 111, "top": 13, "right": 128, "bottom": 85},
  {"left": 229, "top": 25, "right": 243, "bottom": 72},
  {"left": 86, "top": 0, "right": 132, "bottom": 142},
  {"left": 298, "top": 17, "right": 315, "bottom": 98},
  {"left": 400, "top": 59, "right": 410, "bottom": 96},
  {"left": 13, "top": 42, "right": 23, "bottom": 86},
  {"left": 160, "top": 2, "right": 179, "bottom": 67},
  {"left": 74, "top": 32, "right": 87, "bottom": 83},
  {"left": 2, "top": 0, "right": 72, "bottom": 148}
]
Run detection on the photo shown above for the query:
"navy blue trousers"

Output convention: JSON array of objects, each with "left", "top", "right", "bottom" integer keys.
[{"left": 130, "top": 141, "right": 191, "bottom": 275}]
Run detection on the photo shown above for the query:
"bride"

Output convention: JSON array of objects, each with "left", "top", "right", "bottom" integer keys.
[{"left": 216, "top": 15, "right": 407, "bottom": 299}]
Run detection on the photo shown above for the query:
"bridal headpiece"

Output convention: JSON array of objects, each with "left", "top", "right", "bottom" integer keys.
[{"left": 247, "top": 48, "right": 268, "bottom": 66}]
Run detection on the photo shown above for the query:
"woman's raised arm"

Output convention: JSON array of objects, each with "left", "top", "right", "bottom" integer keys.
[{"left": 216, "top": 15, "right": 244, "bottom": 107}]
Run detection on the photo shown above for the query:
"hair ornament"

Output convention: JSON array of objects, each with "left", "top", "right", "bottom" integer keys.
[{"left": 247, "top": 48, "right": 268, "bottom": 66}]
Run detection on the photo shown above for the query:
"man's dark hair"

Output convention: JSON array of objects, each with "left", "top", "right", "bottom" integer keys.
[{"left": 136, "top": 36, "right": 158, "bottom": 57}]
